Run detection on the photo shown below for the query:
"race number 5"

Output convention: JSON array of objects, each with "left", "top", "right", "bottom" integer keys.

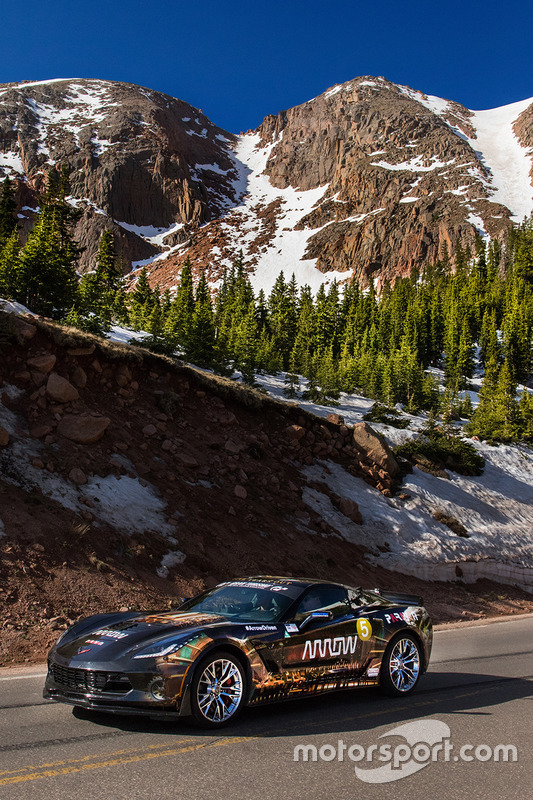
[{"left": 356, "top": 618, "right": 372, "bottom": 640}]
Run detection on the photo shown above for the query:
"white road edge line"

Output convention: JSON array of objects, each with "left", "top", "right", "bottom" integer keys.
[{"left": 0, "top": 672, "right": 47, "bottom": 681}]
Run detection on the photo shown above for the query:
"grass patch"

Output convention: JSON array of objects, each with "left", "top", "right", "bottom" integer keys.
[
  {"left": 394, "top": 419, "right": 485, "bottom": 476},
  {"left": 364, "top": 402, "right": 410, "bottom": 429}
]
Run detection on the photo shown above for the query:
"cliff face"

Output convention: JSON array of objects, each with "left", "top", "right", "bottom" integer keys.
[
  {"left": 0, "top": 79, "right": 239, "bottom": 270},
  {"left": 1, "top": 76, "right": 532, "bottom": 292}
]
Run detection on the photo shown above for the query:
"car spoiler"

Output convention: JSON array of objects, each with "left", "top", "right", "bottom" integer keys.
[{"left": 377, "top": 590, "right": 424, "bottom": 606}]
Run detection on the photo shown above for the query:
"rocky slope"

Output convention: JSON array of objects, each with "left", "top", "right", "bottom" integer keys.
[{"left": 1, "top": 76, "right": 532, "bottom": 291}]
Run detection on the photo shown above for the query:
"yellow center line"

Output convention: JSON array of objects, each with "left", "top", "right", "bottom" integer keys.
[
  {"left": 0, "top": 738, "right": 199, "bottom": 778},
  {"left": 0, "top": 736, "right": 258, "bottom": 786}
]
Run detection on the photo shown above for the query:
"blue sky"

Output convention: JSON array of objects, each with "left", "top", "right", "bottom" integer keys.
[{"left": 1, "top": 0, "right": 531, "bottom": 133}]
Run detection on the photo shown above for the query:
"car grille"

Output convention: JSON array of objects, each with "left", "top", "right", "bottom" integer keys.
[{"left": 49, "top": 663, "right": 132, "bottom": 694}]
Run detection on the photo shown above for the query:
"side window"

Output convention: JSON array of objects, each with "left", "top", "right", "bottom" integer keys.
[{"left": 293, "top": 586, "right": 350, "bottom": 623}]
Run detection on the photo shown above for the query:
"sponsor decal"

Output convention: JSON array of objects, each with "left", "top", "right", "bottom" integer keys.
[
  {"left": 367, "top": 666, "right": 380, "bottom": 678},
  {"left": 245, "top": 625, "right": 278, "bottom": 632},
  {"left": 285, "top": 624, "right": 299, "bottom": 634},
  {"left": 402, "top": 607, "right": 420, "bottom": 624},
  {"left": 86, "top": 639, "right": 104, "bottom": 646},
  {"left": 77, "top": 647, "right": 92, "bottom": 655},
  {"left": 93, "top": 628, "right": 129, "bottom": 640},
  {"left": 303, "top": 635, "right": 358, "bottom": 660},
  {"left": 356, "top": 619, "right": 373, "bottom": 640},
  {"left": 228, "top": 581, "right": 290, "bottom": 591},
  {"left": 384, "top": 612, "right": 406, "bottom": 624}
]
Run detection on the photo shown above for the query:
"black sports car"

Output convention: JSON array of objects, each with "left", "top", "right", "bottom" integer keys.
[{"left": 44, "top": 576, "right": 433, "bottom": 727}]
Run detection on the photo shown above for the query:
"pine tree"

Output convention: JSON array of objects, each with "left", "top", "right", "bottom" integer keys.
[
  {"left": 187, "top": 271, "right": 215, "bottom": 367},
  {"left": 283, "top": 372, "right": 300, "bottom": 398},
  {"left": 0, "top": 177, "right": 17, "bottom": 247},
  {"left": 0, "top": 230, "right": 20, "bottom": 299}
]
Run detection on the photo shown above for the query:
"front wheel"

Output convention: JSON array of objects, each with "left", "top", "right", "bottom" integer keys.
[
  {"left": 379, "top": 632, "right": 422, "bottom": 696},
  {"left": 190, "top": 650, "right": 247, "bottom": 728}
]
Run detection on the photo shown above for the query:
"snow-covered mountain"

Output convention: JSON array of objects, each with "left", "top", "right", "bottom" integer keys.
[{"left": 1, "top": 76, "right": 532, "bottom": 291}]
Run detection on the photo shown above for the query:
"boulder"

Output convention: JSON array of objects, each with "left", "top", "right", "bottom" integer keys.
[
  {"left": 46, "top": 373, "right": 79, "bottom": 403},
  {"left": 234, "top": 485, "right": 247, "bottom": 500},
  {"left": 30, "top": 424, "right": 53, "bottom": 439},
  {"left": 12, "top": 317, "right": 37, "bottom": 342},
  {"left": 337, "top": 497, "right": 363, "bottom": 525},
  {"left": 285, "top": 424, "right": 306, "bottom": 441},
  {"left": 57, "top": 415, "right": 110, "bottom": 444},
  {"left": 326, "top": 413, "right": 345, "bottom": 425},
  {"left": 68, "top": 467, "right": 88, "bottom": 485},
  {"left": 142, "top": 424, "right": 157, "bottom": 437},
  {"left": 27, "top": 354, "right": 56, "bottom": 373},
  {"left": 71, "top": 366, "right": 87, "bottom": 388},
  {"left": 352, "top": 422, "right": 400, "bottom": 477}
]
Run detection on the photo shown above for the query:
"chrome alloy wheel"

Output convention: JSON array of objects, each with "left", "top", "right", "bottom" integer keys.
[
  {"left": 196, "top": 658, "right": 243, "bottom": 722},
  {"left": 388, "top": 637, "right": 420, "bottom": 691}
]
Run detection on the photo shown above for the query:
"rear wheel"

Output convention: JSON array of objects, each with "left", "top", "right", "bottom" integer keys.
[
  {"left": 379, "top": 632, "right": 422, "bottom": 696},
  {"left": 190, "top": 650, "right": 247, "bottom": 728}
]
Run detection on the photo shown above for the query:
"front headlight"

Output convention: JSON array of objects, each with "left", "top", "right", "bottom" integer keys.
[
  {"left": 55, "top": 627, "right": 72, "bottom": 646},
  {"left": 132, "top": 641, "right": 184, "bottom": 660}
]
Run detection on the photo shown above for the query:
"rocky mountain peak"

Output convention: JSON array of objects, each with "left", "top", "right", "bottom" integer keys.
[{"left": 1, "top": 75, "right": 532, "bottom": 292}]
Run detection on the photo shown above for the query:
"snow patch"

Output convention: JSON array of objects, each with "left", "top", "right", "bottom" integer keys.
[
  {"left": 468, "top": 98, "right": 533, "bottom": 222},
  {"left": 372, "top": 155, "right": 455, "bottom": 172},
  {"left": 157, "top": 550, "right": 186, "bottom": 579},
  {"left": 303, "top": 457, "right": 533, "bottom": 592}
]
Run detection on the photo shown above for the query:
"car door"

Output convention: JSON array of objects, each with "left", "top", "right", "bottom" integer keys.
[{"left": 280, "top": 585, "right": 368, "bottom": 691}]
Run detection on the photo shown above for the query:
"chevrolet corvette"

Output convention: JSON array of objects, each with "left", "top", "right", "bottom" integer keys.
[{"left": 43, "top": 576, "right": 433, "bottom": 727}]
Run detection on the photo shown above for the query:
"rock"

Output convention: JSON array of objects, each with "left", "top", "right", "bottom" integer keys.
[
  {"left": 0, "top": 426, "right": 9, "bottom": 447},
  {"left": 162, "top": 439, "right": 173, "bottom": 451},
  {"left": 57, "top": 415, "right": 110, "bottom": 444},
  {"left": 352, "top": 422, "right": 400, "bottom": 477},
  {"left": 224, "top": 438, "right": 243, "bottom": 454},
  {"left": 46, "top": 373, "right": 79, "bottom": 403},
  {"left": 31, "top": 458, "right": 45, "bottom": 469},
  {"left": 178, "top": 454, "right": 199, "bottom": 468},
  {"left": 326, "top": 413, "right": 345, "bottom": 425},
  {"left": 285, "top": 424, "right": 306, "bottom": 441},
  {"left": 219, "top": 411, "right": 237, "bottom": 426},
  {"left": 71, "top": 366, "right": 87, "bottom": 388},
  {"left": 30, "top": 424, "right": 53, "bottom": 439},
  {"left": 234, "top": 485, "right": 247, "bottom": 500},
  {"left": 12, "top": 318, "right": 37, "bottom": 342},
  {"left": 27, "top": 354, "right": 56, "bottom": 373},
  {"left": 142, "top": 424, "right": 157, "bottom": 437},
  {"left": 68, "top": 467, "right": 87, "bottom": 485},
  {"left": 337, "top": 496, "right": 363, "bottom": 524}
]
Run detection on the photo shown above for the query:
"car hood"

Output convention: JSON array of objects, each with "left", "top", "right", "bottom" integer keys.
[{"left": 54, "top": 611, "right": 231, "bottom": 662}]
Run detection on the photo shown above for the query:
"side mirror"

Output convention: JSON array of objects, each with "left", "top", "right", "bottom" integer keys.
[{"left": 298, "top": 610, "right": 333, "bottom": 631}]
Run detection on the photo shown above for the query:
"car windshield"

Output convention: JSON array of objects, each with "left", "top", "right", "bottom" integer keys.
[{"left": 179, "top": 582, "right": 297, "bottom": 622}]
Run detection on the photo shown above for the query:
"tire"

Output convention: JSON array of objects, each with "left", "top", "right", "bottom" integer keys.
[
  {"left": 190, "top": 650, "right": 247, "bottom": 728},
  {"left": 379, "top": 632, "right": 422, "bottom": 696}
]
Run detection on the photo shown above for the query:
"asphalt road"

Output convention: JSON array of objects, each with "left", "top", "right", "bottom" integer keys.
[{"left": 0, "top": 615, "right": 532, "bottom": 800}]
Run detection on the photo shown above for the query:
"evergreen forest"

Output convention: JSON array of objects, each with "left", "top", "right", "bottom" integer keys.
[{"left": 1, "top": 171, "right": 533, "bottom": 444}]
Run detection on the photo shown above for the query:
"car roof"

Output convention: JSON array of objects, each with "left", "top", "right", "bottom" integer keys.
[{"left": 226, "top": 575, "right": 353, "bottom": 591}]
